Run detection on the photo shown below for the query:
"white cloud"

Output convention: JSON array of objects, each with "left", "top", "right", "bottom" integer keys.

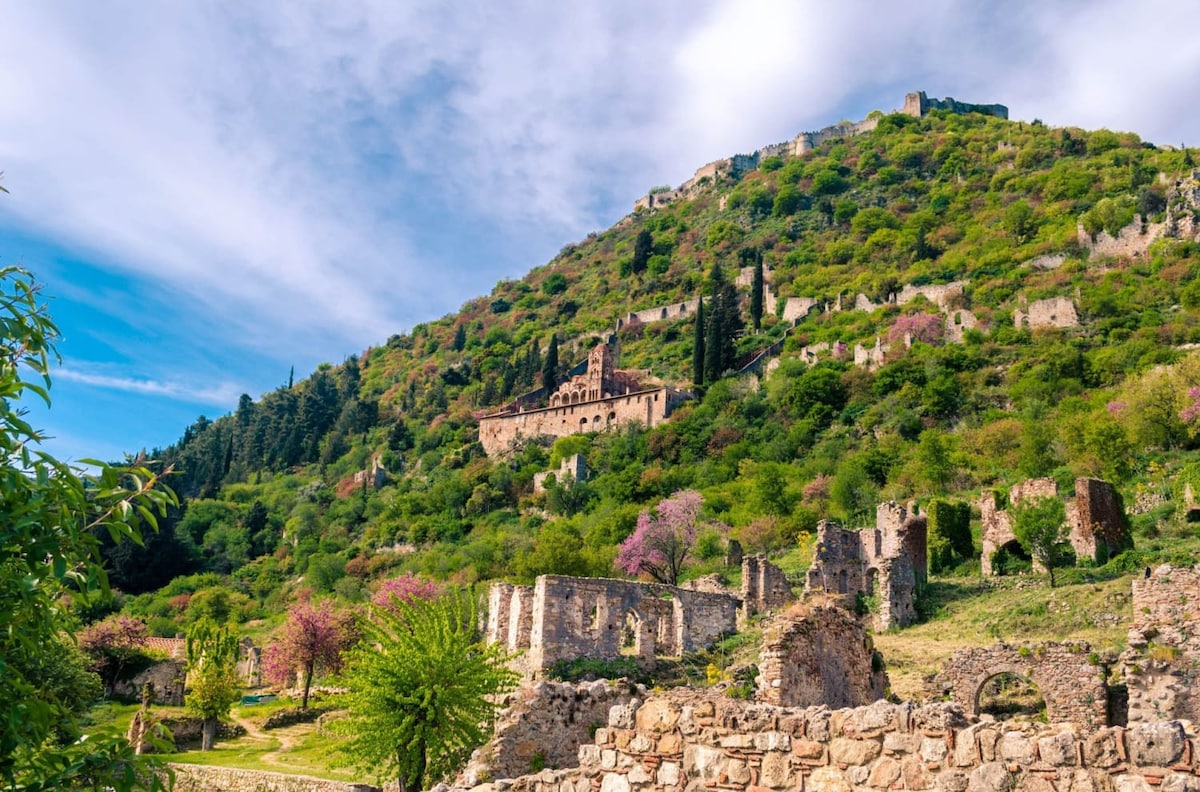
[{"left": 56, "top": 365, "right": 247, "bottom": 408}]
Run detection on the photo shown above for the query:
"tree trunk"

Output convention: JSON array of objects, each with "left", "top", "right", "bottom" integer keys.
[
  {"left": 201, "top": 717, "right": 218, "bottom": 751},
  {"left": 302, "top": 663, "right": 314, "bottom": 709},
  {"left": 397, "top": 739, "right": 427, "bottom": 792}
]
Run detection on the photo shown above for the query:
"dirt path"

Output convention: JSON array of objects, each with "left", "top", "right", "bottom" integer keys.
[{"left": 229, "top": 711, "right": 303, "bottom": 765}]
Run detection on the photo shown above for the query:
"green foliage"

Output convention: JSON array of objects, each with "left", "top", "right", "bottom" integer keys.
[
  {"left": 1012, "top": 496, "right": 1070, "bottom": 587},
  {"left": 0, "top": 266, "right": 175, "bottom": 790},
  {"left": 333, "top": 590, "right": 518, "bottom": 791},
  {"left": 546, "top": 656, "right": 651, "bottom": 686},
  {"left": 926, "top": 500, "right": 972, "bottom": 574},
  {"left": 185, "top": 619, "right": 242, "bottom": 749}
]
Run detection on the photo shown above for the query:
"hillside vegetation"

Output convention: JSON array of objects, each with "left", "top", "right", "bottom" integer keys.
[{"left": 92, "top": 109, "right": 1200, "bottom": 663}]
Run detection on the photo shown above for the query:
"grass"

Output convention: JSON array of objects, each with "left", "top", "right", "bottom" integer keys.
[{"left": 876, "top": 571, "right": 1133, "bottom": 701}]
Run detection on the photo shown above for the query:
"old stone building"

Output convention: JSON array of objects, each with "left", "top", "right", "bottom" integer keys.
[
  {"left": 758, "top": 604, "right": 889, "bottom": 708},
  {"left": 979, "top": 477, "right": 1131, "bottom": 576},
  {"left": 1013, "top": 296, "right": 1080, "bottom": 329},
  {"left": 804, "top": 502, "right": 927, "bottom": 631},
  {"left": 478, "top": 343, "right": 691, "bottom": 456},
  {"left": 487, "top": 574, "right": 741, "bottom": 678},
  {"left": 928, "top": 642, "right": 1108, "bottom": 730}
]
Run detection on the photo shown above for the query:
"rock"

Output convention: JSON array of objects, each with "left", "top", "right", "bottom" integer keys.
[
  {"left": 967, "top": 762, "right": 1013, "bottom": 792},
  {"left": 938, "top": 771, "right": 971, "bottom": 792},
  {"left": 867, "top": 757, "right": 902, "bottom": 787},
  {"left": 759, "top": 752, "right": 790, "bottom": 789},
  {"left": 921, "top": 736, "right": 949, "bottom": 763},
  {"left": 599, "top": 772, "right": 630, "bottom": 792},
  {"left": 807, "top": 767, "right": 851, "bottom": 792},
  {"left": 1127, "top": 721, "right": 1185, "bottom": 766},
  {"left": 828, "top": 737, "right": 881, "bottom": 766},
  {"left": 885, "top": 732, "right": 922, "bottom": 755},
  {"left": 1038, "top": 731, "right": 1079, "bottom": 767},
  {"left": 1084, "top": 729, "right": 1122, "bottom": 769}
]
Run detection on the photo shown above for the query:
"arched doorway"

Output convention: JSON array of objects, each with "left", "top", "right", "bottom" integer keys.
[
  {"left": 976, "top": 671, "right": 1047, "bottom": 722},
  {"left": 620, "top": 609, "right": 654, "bottom": 660},
  {"left": 990, "top": 540, "right": 1032, "bottom": 576}
]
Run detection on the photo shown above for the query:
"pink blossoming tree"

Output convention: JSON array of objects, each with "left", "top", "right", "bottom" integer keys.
[
  {"left": 371, "top": 572, "right": 442, "bottom": 615},
  {"left": 888, "top": 312, "right": 943, "bottom": 346},
  {"left": 615, "top": 490, "right": 726, "bottom": 585},
  {"left": 262, "top": 600, "right": 358, "bottom": 708}
]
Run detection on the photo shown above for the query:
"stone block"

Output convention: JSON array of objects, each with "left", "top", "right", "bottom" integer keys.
[
  {"left": 938, "top": 771, "right": 972, "bottom": 792},
  {"left": 886, "top": 732, "right": 922, "bottom": 755},
  {"left": 626, "top": 764, "right": 651, "bottom": 785},
  {"left": 1062, "top": 769, "right": 1116, "bottom": 792},
  {"left": 829, "top": 737, "right": 881, "bottom": 766},
  {"left": 601, "top": 749, "right": 617, "bottom": 770},
  {"left": 902, "top": 754, "right": 934, "bottom": 790},
  {"left": 719, "top": 733, "right": 755, "bottom": 749},
  {"left": 1127, "top": 721, "right": 1185, "bottom": 767},
  {"left": 847, "top": 765, "right": 869, "bottom": 785},
  {"left": 1016, "top": 776, "right": 1056, "bottom": 792},
  {"left": 1113, "top": 776, "right": 1153, "bottom": 792},
  {"left": 1038, "top": 731, "right": 1079, "bottom": 767},
  {"left": 794, "top": 739, "right": 826, "bottom": 760},
  {"left": 867, "top": 757, "right": 902, "bottom": 787},
  {"left": 977, "top": 729, "right": 1000, "bottom": 763},
  {"left": 1161, "top": 773, "right": 1200, "bottom": 792},
  {"left": 807, "top": 767, "right": 852, "bottom": 792},
  {"left": 754, "top": 731, "right": 791, "bottom": 752},
  {"left": 657, "top": 762, "right": 680, "bottom": 787},
  {"left": 967, "top": 762, "right": 1013, "bottom": 792},
  {"left": 922, "top": 736, "right": 949, "bottom": 763},
  {"left": 628, "top": 734, "right": 653, "bottom": 753},
  {"left": 997, "top": 733, "right": 1035, "bottom": 766},
  {"left": 683, "top": 744, "right": 724, "bottom": 782},
  {"left": 609, "top": 705, "right": 635, "bottom": 729},
  {"left": 635, "top": 700, "right": 680, "bottom": 734},
  {"left": 1085, "top": 729, "right": 1123, "bottom": 769},
  {"left": 760, "top": 752, "right": 791, "bottom": 789},
  {"left": 599, "top": 773, "right": 630, "bottom": 792},
  {"left": 657, "top": 734, "right": 682, "bottom": 755},
  {"left": 727, "top": 758, "right": 752, "bottom": 785},
  {"left": 578, "top": 745, "right": 602, "bottom": 768}
]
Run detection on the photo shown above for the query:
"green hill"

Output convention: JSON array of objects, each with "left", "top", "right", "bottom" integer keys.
[{"left": 100, "top": 103, "right": 1200, "bottom": 651}]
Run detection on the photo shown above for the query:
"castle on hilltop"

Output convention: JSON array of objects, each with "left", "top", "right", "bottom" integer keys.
[
  {"left": 477, "top": 342, "right": 691, "bottom": 456},
  {"left": 634, "top": 91, "right": 1008, "bottom": 212}
]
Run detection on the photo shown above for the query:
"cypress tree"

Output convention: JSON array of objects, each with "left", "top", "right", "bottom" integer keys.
[
  {"left": 452, "top": 324, "right": 466, "bottom": 352},
  {"left": 704, "top": 264, "right": 724, "bottom": 383},
  {"left": 750, "top": 253, "right": 764, "bottom": 332},
  {"left": 542, "top": 334, "right": 559, "bottom": 392},
  {"left": 692, "top": 296, "right": 705, "bottom": 387},
  {"left": 632, "top": 229, "right": 652, "bottom": 276}
]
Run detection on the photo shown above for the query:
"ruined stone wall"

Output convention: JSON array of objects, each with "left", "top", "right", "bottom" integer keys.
[
  {"left": 1068, "top": 478, "right": 1131, "bottom": 563},
  {"left": 459, "top": 680, "right": 641, "bottom": 785},
  {"left": 740, "top": 555, "right": 794, "bottom": 618},
  {"left": 170, "top": 765, "right": 378, "bottom": 792},
  {"left": 903, "top": 91, "right": 1009, "bottom": 119},
  {"left": 113, "top": 660, "right": 186, "bottom": 706},
  {"left": 617, "top": 299, "right": 701, "bottom": 330},
  {"left": 1131, "top": 565, "right": 1200, "bottom": 648},
  {"left": 490, "top": 576, "right": 740, "bottom": 677},
  {"left": 943, "top": 309, "right": 979, "bottom": 343},
  {"left": 895, "top": 281, "right": 966, "bottom": 310},
  {"left": 854, "top": 338, "right": 889, "bottom": 369},
  {"left": 477, "top": 694, "right": 1195, "bottom": 792},
  {"left": 1014, "top": 297, "right": 1080, "bottom": 329},
  {"left": 781, "top": 297, "right": 819, "bottom": 323},
  {"left": 478, "top": 387, "right": 689, "bottom": 456},
  {"left": 758, "top": 606, "right": 888, "bottom": 708},
  {"left": 793, "top": 116, "right": 880, "bottom": 155},
  {"left": 1123, "top": 566, "right": 1200, "bottom": 725},
  {"left": 929, "top": 642, "right": 1109, "bottom": 730},
  {"left": 979, "top": 479, "right": 1057, "bottom": 575}
]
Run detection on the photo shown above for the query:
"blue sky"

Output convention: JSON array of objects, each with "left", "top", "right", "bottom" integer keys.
[{"left": 3, "top": 1, "right": 1200, "bottom": 463}]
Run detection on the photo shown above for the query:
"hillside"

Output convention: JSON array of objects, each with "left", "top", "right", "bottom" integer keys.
[{"left": 94, "top": 96, "right": 1200, "bottom": 663}]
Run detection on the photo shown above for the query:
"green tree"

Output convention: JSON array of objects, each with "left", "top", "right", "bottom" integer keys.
[
  {"left": 749, "top": 253, "right": 764, "bottom": 332},
  {"left": 631, "top": 229, "right": 653, "bottom": 276},
  {"left": 334, "top": 590, "right": 518, "bottom": 792},
  {"left": 692, "top": 295, "right": 705, "bottom": 387},
  {"left": 1011, "top": 496, "right": 1070, "bottom": 588},
  {"left": 0, "top": 266, "right": 176, "bottom": 790},
  {"left": 185, "top": 620, "right": 242, "bottom": 750},
  {"left": 542, "top": 333, "right": 560, "bottom": 391},
  {"left": 452, "top": 324, "right": 466, "bottom": 352}
]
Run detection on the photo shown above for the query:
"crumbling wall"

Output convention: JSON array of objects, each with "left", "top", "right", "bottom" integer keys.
[
  {"left": 929, "top": 642, "right": 1108, "bottom": 730},
  {"left": 1123, "top": 565, "right": 1200, "bottom": 724},
  {"left": 805, "top": 503, "right": 926, "bottom": 630},
  {"left": 740, "top": 555, "right": 793, "bottom": 618},
  {"left": 488, "top": 576, "right": 740, "bottom": 677},
  {"left": 758, "top": 605, "right": 888, "bottom": 708},
  {"left": 478, "top": 693, "right": 1195, "bottom": 792},
  {"left": 113, "top": 660, "right": 186, "bottom": 706},
  {"left": 781, "top": 297, "right": 818, "bottom": 323},
  {"left": 458, "top": 679, "right": 640, "bottom": 785},
  {"left": 1013, "top": 297, "right": 1080, "bottom": 329}
]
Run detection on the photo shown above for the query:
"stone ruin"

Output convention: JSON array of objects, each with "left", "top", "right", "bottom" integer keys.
[
  {"left": 1122, "top": 564, "right": 1200, "bottom": 724},
  {"left": 804, "top": 502, "right": 927, "bottom": 631},
  {"left": 533, "top": 453, "right": 588, "bottom": 493},
  {"left": 1013, "top": 296, "right": 1080, "bottom": 330},
  {"left": 928, "top": 642, "right": 1108, "bottom": 731},
  {"left": 979, "top": 477, "right": 1131, "bottom": 576},
  {"left": 758, "top": 603, "right": 889, "bottom": 709}
]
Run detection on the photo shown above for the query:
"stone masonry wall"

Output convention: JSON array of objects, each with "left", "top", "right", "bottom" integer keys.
[
  {"left": 478, "top": 387, "right": 689, "bottom": 456},
  {"left": 1014, "top": 297, "right": 1080, "bottom": 330},
  {"left": 475, "top": 694, "right": 1197, "bottom": 792},
  {"left": 1123, "top": 566, "right": 1200, "bottom": 725},
  {"left": 740, "top": 555, "right": 794, "bottom": 618},
  {"left": 758, "top": 605, "right": 888, "bottom": 708},
  {"left": 170, "top": 765, "right": 379, "bottom": 792},
  {"left": 458, "top": 679, "right": 640, "bottom": 786},
  {"left": 929, "top": 643, "right": 1109, "bottom": 730}
]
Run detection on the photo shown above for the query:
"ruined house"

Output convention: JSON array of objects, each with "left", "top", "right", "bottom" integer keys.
[
  {"left": 804, "top": 502, "right": 927, "bottom": 631},
  {"left": 1012, "top": 296, "right": 1079, "bottom": 329},
  {"left": 477, "top": 343, "right": 691, "bottom": 456},
  {"left": 979, "top": 477, "right": 1131, "bottom": 576}
]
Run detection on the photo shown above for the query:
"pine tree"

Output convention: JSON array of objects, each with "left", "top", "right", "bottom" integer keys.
[
  {"left": 542, "top": 333, "right": 560, "bottom": 392},
  {"left": 750, "top": 252, "right": 764, "bottom": 332},
  {"left": 631, "top": 229, "right": 652, "bottom": 276},
  {"left": 692, "top": 296, "right": 705, "bottom": 387}
]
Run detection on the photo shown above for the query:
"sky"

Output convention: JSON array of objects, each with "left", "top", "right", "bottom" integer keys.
[{"left": 2, "top": 0, "right": 1200, "bottom": 464}]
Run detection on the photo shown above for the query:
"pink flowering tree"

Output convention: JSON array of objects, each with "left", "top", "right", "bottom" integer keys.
[
  {"left": 616, "top": 490, "right": 726, "bottom": 585},
  {"left": 1181, "top": 386, "right": 1200, "bottom": 426},
  {"left": 79, "top": 614, "right": 150, "bottom": 696},
  {"left": 888, "top": 312, "right": 943, "bottom": 346},
  {"left": 371, "top": 572, "right": 442, "bottom": 615},
  {"left": 262, "top": 600, "right": 358, "bottom": 708}
]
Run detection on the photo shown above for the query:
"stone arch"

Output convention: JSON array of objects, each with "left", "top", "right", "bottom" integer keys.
[
  {"left": 936, "top": 644, "right": 1107, "bottom": 729},
  {"left": 579, "top": 417, "right": 588, "bottom": 429},
  {"left": 620, "top": 608, "right": 655, "bottom": 660}
]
